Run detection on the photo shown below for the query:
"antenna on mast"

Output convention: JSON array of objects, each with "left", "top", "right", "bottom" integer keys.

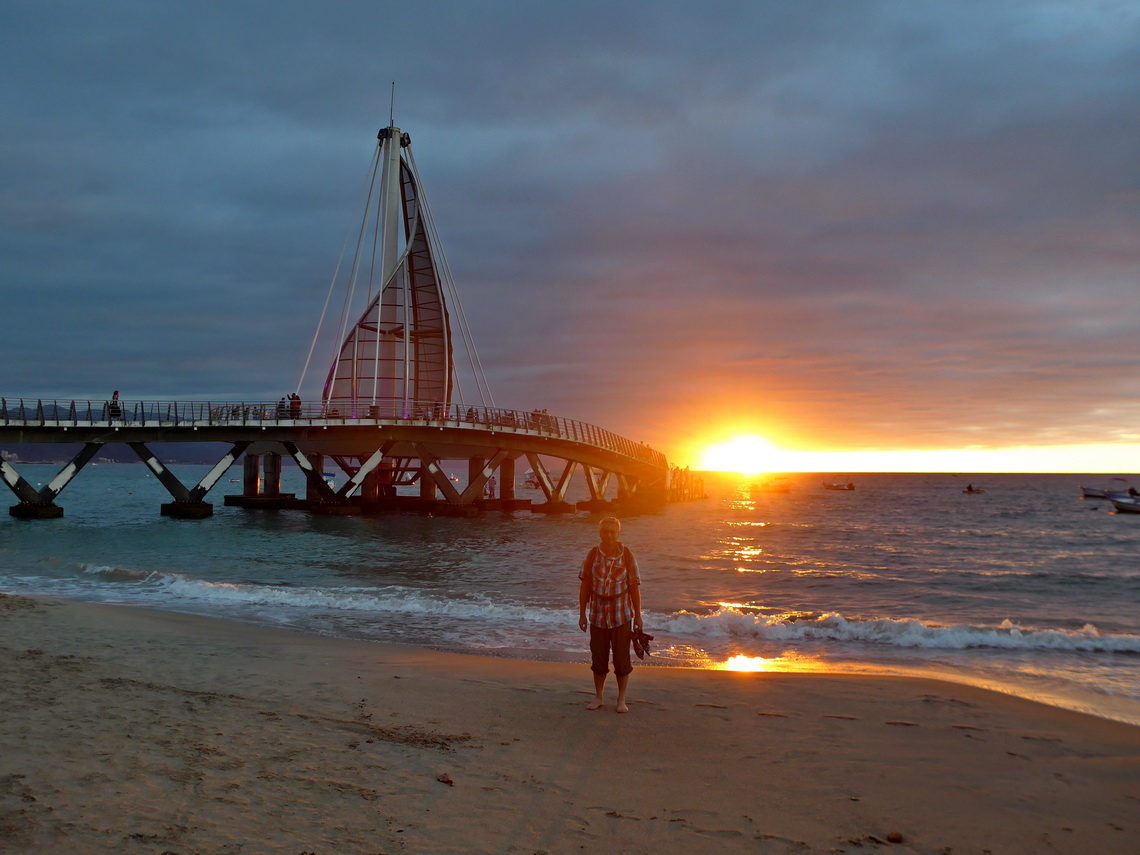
[{"left": 389, "top": 81, "right": 396, "bottom": 126}]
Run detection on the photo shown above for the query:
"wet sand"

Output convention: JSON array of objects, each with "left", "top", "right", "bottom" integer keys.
[{"left": 1, "top": 593, "right": 1137, "bottom": 854}]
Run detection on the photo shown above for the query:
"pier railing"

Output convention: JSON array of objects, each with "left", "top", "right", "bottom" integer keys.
[{"left": 0, "top": 397, "right": 667, "bottom": 469}]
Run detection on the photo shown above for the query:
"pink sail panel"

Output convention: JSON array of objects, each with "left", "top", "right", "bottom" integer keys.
[{"left": 323, "top": 157, "right": 451, "bottom": 415}]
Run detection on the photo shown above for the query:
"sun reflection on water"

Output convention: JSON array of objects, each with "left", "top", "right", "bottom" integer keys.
[{"left": 716, "top": 652, "right": 829, "bottom": 672}]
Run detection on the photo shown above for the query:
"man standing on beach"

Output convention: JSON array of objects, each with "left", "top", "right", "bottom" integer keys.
[{"left": 578, "top": 516, "right": 642, "bottom": 713}]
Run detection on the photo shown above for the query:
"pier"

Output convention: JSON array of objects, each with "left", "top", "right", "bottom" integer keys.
[
  {"left": 0, "top": 397, "right": 675, "bottom": 518},
  {"left": 1, "top": 120, "right": 693, "bottom": 520}
]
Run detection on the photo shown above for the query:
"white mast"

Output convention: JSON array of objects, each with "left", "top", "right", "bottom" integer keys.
[{"left": 377, "top": 125, "right": 404, "bottom": 288}]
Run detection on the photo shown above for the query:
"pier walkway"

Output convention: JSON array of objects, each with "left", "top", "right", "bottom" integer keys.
[{"left": 1, "top": 397, "right": 678, "bottom": 519}]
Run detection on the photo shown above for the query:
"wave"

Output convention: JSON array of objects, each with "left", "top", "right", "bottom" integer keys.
[
  {"left": 80, "top": 563, "right": 562, "bottom": 623},
  {"left": 657, "top": 607, "right": 1140, "bottom": 654},
  {"left": 74, "top": 563, "right": 1140, "bottom": 655}
]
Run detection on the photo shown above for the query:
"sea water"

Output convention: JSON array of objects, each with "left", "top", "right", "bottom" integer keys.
[{"left": 1, "top": 466, "right": 1137, "bottom": 724}]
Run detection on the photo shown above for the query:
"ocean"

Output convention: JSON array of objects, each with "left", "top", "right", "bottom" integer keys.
[{"left": 2, "top": 466, "right": 1138, "bottom": 725}]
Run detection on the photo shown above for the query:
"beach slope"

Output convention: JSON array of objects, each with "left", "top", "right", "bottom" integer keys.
[{"left": 1, "top": 594, "right": 1137, "bottom": 854}]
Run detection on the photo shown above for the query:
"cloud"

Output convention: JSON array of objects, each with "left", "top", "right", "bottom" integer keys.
[{"left": 2, "top": 0, "right": 1139, "bottom": 464}]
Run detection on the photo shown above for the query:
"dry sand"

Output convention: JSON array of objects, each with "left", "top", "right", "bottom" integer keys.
[{"left": 1, "top": 592, "right": 1137, "bottom": 855}]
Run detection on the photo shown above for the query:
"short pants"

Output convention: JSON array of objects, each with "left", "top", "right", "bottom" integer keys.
[{"left": 589, "top": 621, "right": 632, "bottom": 677}]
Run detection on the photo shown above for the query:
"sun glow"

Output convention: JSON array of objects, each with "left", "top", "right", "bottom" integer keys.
[
  {"left": 716, "top": 652, "right": 830, "bottom": 672},
  {"left": 721, "top": 655, "right": 775, "bottom": 671},
  {"left": 698, "top": 435, "right": 782, "bottom": 475},
  {"left": 683, "top": 436, "right": 1140, "bottom": 474}
]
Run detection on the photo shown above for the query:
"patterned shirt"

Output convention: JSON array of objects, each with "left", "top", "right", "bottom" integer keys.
[{"left": 579, "top": 545, "right": 641, "bottom": 628}]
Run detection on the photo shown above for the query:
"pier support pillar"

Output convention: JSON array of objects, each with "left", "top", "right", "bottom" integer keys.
[
  {"left": 378, "top": 460, "right": 396, "bottom": 498},
  {"left": 531, "top": 501, "right": 576, "bottom": 514},
  {"left": 305, "top": 453, "right": 326, "bottom": 501},
  {"left": 161, "top": 501, "right": 213, "bottom": 519},
  {"left": 9, "top": 502, "right": 64, "bottom": 519},
  {"left": 361, "top": 469, "right": 380, "bottom": 502},
  {"left": 419, "top": 464, "right": 436, "bottom": 500},
  {"left": 243, "top": 454, "right": 261, "bottom": 496},
  {"left": 499, "top": 456, "right": 516, "bottom": 501},
  {"left": 469, "top": 456, "right": 484, "bottom": 496},
  {"left": 263, "top": 453, "right": 282, "bottom": 498}
]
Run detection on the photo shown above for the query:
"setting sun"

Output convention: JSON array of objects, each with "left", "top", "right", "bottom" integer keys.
[{"left": 698, "top": 436, "right": 783, "bottom": 475}]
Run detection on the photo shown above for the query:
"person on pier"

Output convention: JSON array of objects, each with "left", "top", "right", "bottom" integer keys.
[{"left": 578, "top": 516, "right": 643, "bottom": 713}]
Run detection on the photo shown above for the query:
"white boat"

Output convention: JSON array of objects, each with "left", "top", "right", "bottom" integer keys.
[
  {"left": 523, "top": 469, "right": 540, "bottom": 489},
  {"left": 1103, "top": 478, "right": 1138, "bottom": 501},
  {"left": 1110, "top": 497, "right": 1140, "bottom": 514},
  {"left": 1082, "top": 478, "right": 1133, "bottom": 500}
]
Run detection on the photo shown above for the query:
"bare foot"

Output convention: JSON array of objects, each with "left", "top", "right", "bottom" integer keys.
[
  {"left": 616, "top": 701, "right": 630, "bottom": 714},
  {"left": 586, "top": 698, "right": 605, "bottom": 710}
]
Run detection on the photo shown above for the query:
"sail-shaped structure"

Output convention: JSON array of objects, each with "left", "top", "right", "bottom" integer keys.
[{"left": 322, "top": 126, "right": 453, "bottom": 417}]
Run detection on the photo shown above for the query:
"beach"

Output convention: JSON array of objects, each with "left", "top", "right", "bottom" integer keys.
[{"left": 2, "top": 593, "right": 1137, "bottom": 854}]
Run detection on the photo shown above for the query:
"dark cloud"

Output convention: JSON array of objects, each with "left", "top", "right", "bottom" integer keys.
[{"left": 2, "top": 0, "right": 1139, "bottom": 461}]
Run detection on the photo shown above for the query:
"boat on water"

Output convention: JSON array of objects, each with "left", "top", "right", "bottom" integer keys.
[
  {"left": 822, "top": 478, "right": 855, "bottom": 491},
  {"left": 1104, "top": 479, "right": 1138, "bottom": 501},
  {"left": 962, "top": 484, "right": 987, "bottom": 494},
  {"left": 523, "top": 469, "right": 540, "bottom": 489},
  {"left": 750, "top": 477, "right": 791, "bottom": 494},
  {"left": 1081, "top": 477, "right": 1135, "bottom": 500},
  {"left": 1110, "top": 497, "right": 1140, "bottom": 514}
]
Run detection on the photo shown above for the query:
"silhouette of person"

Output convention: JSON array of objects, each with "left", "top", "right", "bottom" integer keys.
[{"left": 578, "top": 516, "right": 642, "bottom": 713}]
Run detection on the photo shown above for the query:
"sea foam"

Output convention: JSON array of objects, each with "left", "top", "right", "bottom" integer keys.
[{"left": 657, "top": 607, "right": 1140, "bottom": 654}]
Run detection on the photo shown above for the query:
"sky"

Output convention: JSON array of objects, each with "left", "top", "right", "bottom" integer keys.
[{"left": 3, "top": 1, "right": 1139, "bottom": 471}]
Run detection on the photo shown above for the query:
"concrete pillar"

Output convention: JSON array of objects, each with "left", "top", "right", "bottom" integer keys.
[
  {"left": 264, "top": 453, "right": 282, "bottom": 498},
  {"left": 243, "top": 454, "right": 261, "bottom": 496},
  {"left": 468, "top": 456, "right": 484, "bottom": 496},
  {"left": 419, "top": 464, "right": 436, "bottom": 499},
  {"left": 305, "top": 453, "right": 325, "bottom": 501},
  {"left": 362, "top": 469, "right": 380, "bottom": 502},
  {"left": 9, "top": 503, "right": 64, "bottom": 519},
  {"left": 378, "top": 460, "right": 396, "bottom": 498},
  {"left": 500, "top": 456, "right": 516, "bottom": 501}
]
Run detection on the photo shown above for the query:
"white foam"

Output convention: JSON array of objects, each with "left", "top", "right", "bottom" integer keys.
[
  {"left": 150, "top": 572, "right": 575, "bottom": 625},
  {"left": 67, "top": 564, "right": 1140, "bottom": 656},
  {"left": 655, "top": 607, "right": 1140, "bottom": 654}
]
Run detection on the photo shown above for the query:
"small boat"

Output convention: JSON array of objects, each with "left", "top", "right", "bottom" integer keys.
[
  {"left": 1102, "top": 478, "right": 1138, "bottom": 501},
  {"left": 962, "top": 484, "right": 986, "bottom": 494},
  {"left": 750, "top": 477, "right": 791, "bottom": 493},
  {"left": 523, "top": 469, "right": 540, "bottom": 489},
  {"left": 822, "top": 478, "right": 855, "bottom": 491},
  {"left": 1110, "top": 497, "right": 1140, "bottom": 514},
  {"left": 1082, "top": 478, "right": 1133, "bottom": 500}
]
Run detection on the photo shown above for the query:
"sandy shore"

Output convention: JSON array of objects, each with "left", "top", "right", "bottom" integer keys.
[{"left": 1, "top": 593, "right": 1137, "bottom": 854}]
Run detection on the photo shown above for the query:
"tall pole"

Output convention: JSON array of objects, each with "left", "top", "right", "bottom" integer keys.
[{"left": 377, "top": 126, "right": 403, "bottom": 291}]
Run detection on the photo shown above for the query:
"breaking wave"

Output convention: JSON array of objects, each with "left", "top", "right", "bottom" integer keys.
[
  {"left": 658, "top": 607, "right": 1140, "bottom": 654},
  {"left": 75, "top": 563, "right": 1140, "bottom": 655}
]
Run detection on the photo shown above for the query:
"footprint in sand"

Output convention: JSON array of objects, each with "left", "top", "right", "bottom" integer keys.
[
  {"left": 693, "top": 827, "right": 743, "bottom": 839},
  {"left": 602, "top": 810, "right": 640, "bottom": 821}
]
